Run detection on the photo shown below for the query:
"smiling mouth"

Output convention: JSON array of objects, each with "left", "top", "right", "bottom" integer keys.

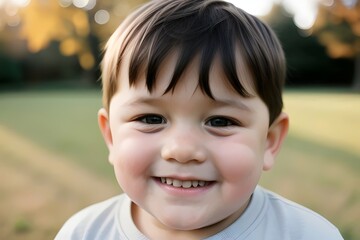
[{"left": 158, "top": 177, "right": 213, "bottom": 188}]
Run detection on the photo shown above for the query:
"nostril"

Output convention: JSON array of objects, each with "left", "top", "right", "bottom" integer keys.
[
  {"left": 161, "top": 135, "right": 207, "bottom": 163},
  {"left": 161, "top": 150, "right": 206, "bottom": 163}
]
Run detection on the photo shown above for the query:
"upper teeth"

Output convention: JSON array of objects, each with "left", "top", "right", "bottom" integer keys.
[{"left": 160, "top": 177, "right": 207, "bottom": 188}]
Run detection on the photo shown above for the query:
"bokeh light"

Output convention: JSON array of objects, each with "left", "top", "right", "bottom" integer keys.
[
  {"left": 60, "top": 38, "right": 80, "bottom": 56},
  {"left": 73, "top": 0, "right": 87, "bottom": 8},
  {"left": 282, "top": 0, "right": 318, "bottom": 30},
  {"left": 94, "top": 9, "right": 110, "bottom": 25},
  {"left": 59, "top": 0, "right": 72, "bottom": 8},
  {"left": 72, "top": 0, "right": 96, "bottom": 10},
  {"left": 229, "top": 0, "right": 339, "bottom": 30},
  {"left": 79, "top": 52, "right": 95, "bottom": 69}
]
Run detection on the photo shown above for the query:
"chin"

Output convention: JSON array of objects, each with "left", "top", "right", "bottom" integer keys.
[
  {"left": 158, "top": 214, "right": 211, "bottom": 231},
  {"left": 164, "top": 222, "right": 202, "bottom": 231}
]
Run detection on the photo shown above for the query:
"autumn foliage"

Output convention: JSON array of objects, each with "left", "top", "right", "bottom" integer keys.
[
  {"left": 0, "top": 0, "right": 146, "bottom": 70},
  {"left": 313, "top": 0, "right": 360, "bottom": 59}
]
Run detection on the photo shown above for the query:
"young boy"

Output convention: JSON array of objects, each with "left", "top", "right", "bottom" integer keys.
[{"left": 56, "top": 0, "right": 344, "bottom": 239}]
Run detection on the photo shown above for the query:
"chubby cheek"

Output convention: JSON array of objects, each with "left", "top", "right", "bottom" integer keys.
[
  {"left": 213, "top": 137, "right": 265, "bottom": 200},
  {"left": 109, "top": 131, "right": 158, "bottom": 198}
]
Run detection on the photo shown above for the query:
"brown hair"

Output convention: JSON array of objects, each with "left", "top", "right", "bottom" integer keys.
[{"left": 101, "top": 0, "right": 286, "bottom": 124}]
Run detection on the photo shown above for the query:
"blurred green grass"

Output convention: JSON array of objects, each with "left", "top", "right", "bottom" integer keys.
[
  {"left": 0, "top": 90, "right": 113, "bottom": 178},
  {"left": 0, "top": 89, "right": 359, "bottom": 239}
]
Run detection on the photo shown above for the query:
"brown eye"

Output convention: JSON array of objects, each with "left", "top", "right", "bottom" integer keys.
[
  {"left": 138, "top": 115, "right": 166, "bottom": 124},
  {"left": 206, "top": 117, "right": 235, "bottom": 127}
]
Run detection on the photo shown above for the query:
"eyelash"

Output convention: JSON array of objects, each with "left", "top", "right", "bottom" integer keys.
[
  {"left": 135, "top": 114, "right": 167, "bottom": 125},
  {"left": 205, "top": 116, "right": 239, "bottom": 127},
  {"left": 135, "top": 114, "right": 239, "bottom": 127}
]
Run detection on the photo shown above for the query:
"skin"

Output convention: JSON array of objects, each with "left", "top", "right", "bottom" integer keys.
[{"left": 98, "top": 52, "right": 289, "bottom": 239}]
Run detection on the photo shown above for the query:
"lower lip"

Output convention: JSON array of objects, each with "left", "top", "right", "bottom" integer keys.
[{"left": 153, "top": 177, "right": 215, "bottom": 197}]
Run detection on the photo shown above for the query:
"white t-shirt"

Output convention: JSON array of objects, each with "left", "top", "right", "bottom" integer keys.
[{"left": 55, "top": 186, "right": 344, "bottom": 239}]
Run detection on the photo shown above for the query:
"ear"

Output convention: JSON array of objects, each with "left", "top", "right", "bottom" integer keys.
[
  {"left": 263, "top": 112, "right": 289, "bottom": 171},
  {"left": 98, "top": 108, "right": 113, "bottom": 149}
]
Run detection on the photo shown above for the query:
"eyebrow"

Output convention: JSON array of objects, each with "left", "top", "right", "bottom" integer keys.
[
  {"left": 212, "top": 98, "right": 251, "bottom": 112},
  {"left": 124, "top": 97, "right": 164, "bottom": 107},
  {"left": 125, "top": 96, "right": 251, "bottom": 112}
]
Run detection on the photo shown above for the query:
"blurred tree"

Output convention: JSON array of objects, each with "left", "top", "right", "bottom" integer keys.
[
  {"left": 268, "top": 4, "right": 353, "bottom": 87},
  {"left": 19, "top": 0, "right": 94, "bottom": 69},
  {"left": 0, "top": 0, "right": 147, "bottom": 85},
  {"left": 0, "top": 52, "right": 23, "bottom": 88},
  {"left": 312, "top": 0, "right": 360, "bottom": 89}
]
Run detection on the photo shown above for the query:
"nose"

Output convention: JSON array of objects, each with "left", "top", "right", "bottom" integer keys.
[{"left": 161, "top": 129, "right": 207, "bottom": 163}]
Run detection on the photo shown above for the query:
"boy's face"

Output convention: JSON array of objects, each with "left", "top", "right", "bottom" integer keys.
[{"left": 99, "top": 53, "right": 288, "bottom": 237}]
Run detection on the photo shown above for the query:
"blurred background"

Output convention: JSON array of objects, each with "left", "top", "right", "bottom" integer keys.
[{"left": 0, "top": 0, "right": 359, "bottom": 239}]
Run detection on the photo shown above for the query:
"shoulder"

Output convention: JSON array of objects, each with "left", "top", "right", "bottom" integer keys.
[
  {"left": 55, "top": 194, "right": 127, "bottom": 240},
  {"left": 260, "top": 187, "right": 344, "bottom": 240}
]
